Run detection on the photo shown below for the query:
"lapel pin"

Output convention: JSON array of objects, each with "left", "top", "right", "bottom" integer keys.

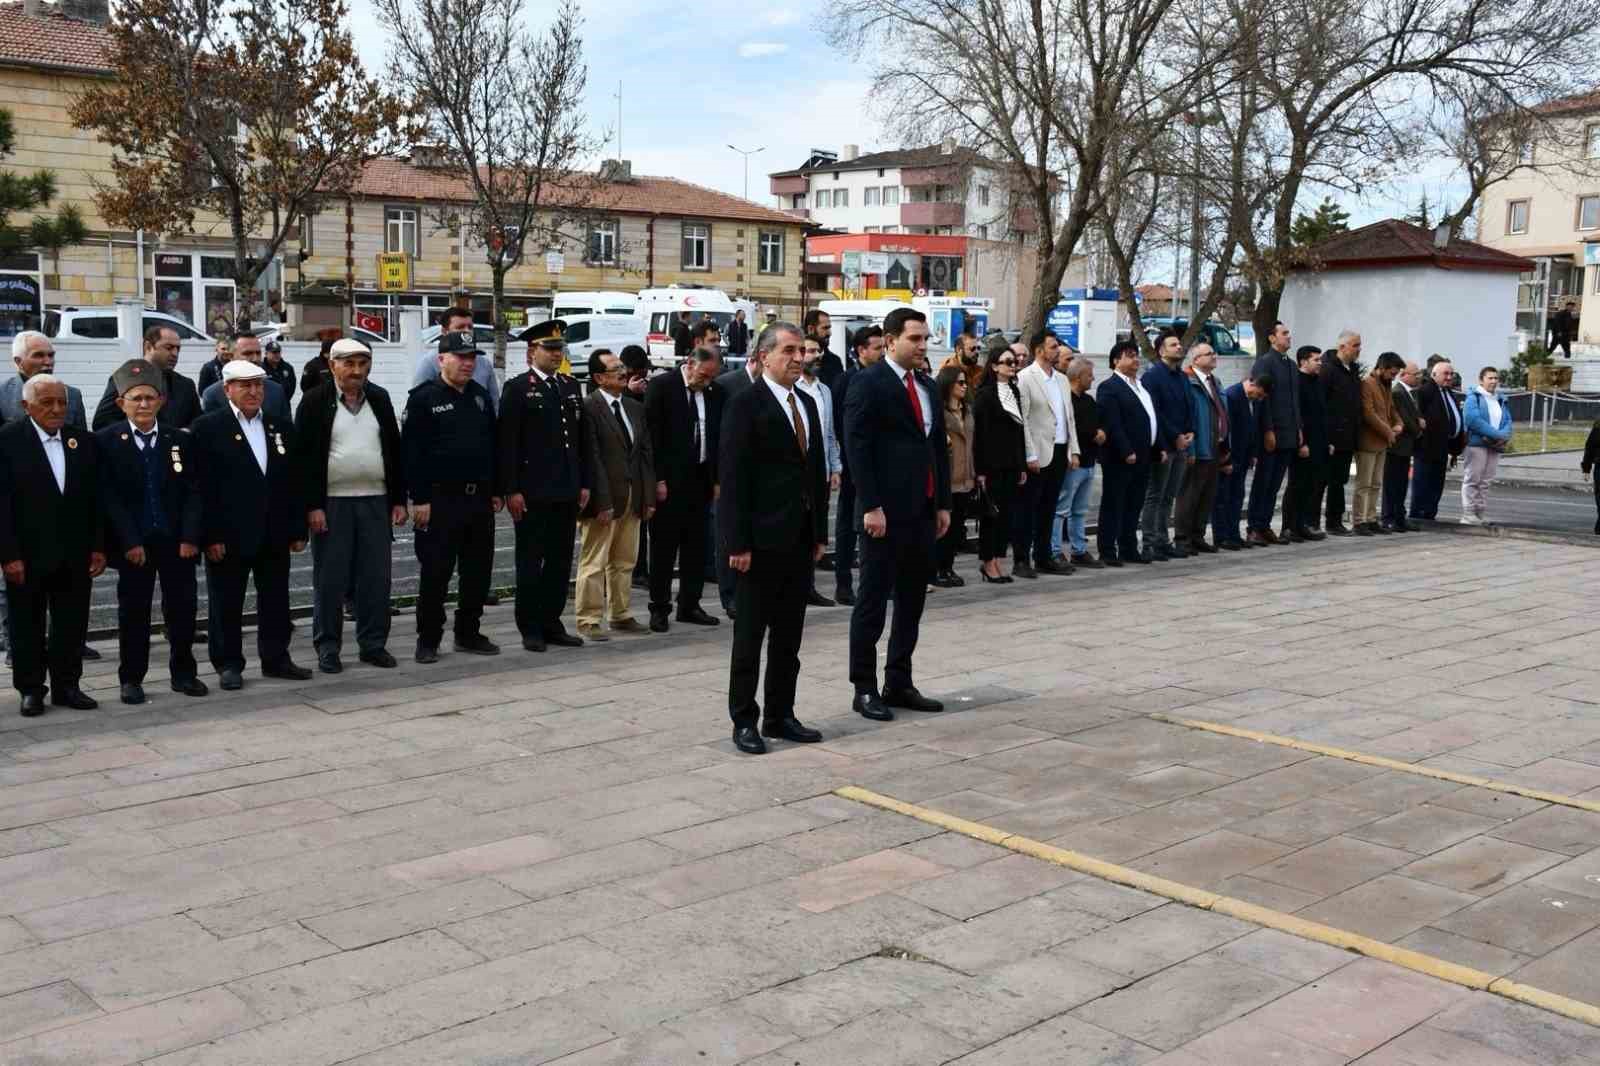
[
  {"left": 235, "top": 433, "right": 243, "bottom": 441},
  {"left": 120, "top": 433, "right": 129, "bottom": 441},
  {"left": 67, "top": 438, "right": 78, "bottom": 449}
]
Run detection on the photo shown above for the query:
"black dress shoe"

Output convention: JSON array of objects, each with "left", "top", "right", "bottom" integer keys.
[
  {"left": 1012, "top": 563, "right": 1038, "bottom": 579},
  {"left": 263, "top": 660, "right": 313, "bottom": 681},
  {"left": 648, "top": 612, "right": 670, "bottom": 633},
  {"left": 1071, "top": 553, "right": 1105, "bottom": 569},
  {"left": 19, "top": 691, "right": 45, "bottom": 717},
  {"left": 1301, "top": 528, "right": 1327, "bottom": 541},
  {"left": 1372, "top": 522, "right": 1394, "bottom": 535},
  {"left": 676, "top": 606, "right": 720, "bottom": 626},
  {"left": 358, "top": 649, "right": 397, "bottom": 669},
  {"left": 1036, "top": 559, "right": 1075, "bottom": 575},
  {"left": 120, "top": 683, "right": 146, "bottom": 706},
  {"left": 852, "top": 692, "right": 894, "bottom": 721},
  {"left": 171, "top": 677, "right": 209, "bottom": 697},
  {"left": 1126, "top": 553, "right": 1152, "bottom": 564},
  {"left": 51, "top": 688, "right": 98, "bottom": 710},
  {"left": 805, "top": 589, "right": 837, "bottom": 606},
  {"left": 929, "top": 572, "right": 960, "bottom": 589},
  {"left": 1140, "top": 548, "right": 1161, "bottom": 563},
  {"left": 220, "top": 668, "right": 244, "bottom": 690},
  {"left": 1167, "top": 544, "right": 1190, "bottom": 558},
  {"left": 883, "top": 686, "right": 944, "bottom": 713},
  {"left": 1102, "top": 555, "right": 1125, "bottom": 567},
  {"left": 834, "top": 589, "right": 855, "bottom": 606},
  {"left": 544, "top": 629, "right": 584, "bottom": 648},
  {"left": 454, "top": 635, "right": 501, "bottom": 655},
  {"left": 1220, "top": 540, "right": 1244, "bottom": 551},
  {"left": 762, "top": 717, "right": 823, "bottom": 743},
  {"left": 521, "top": 636, "right": 546, "bottom": 653},
  {"left": 81, "top": 645, "right": 101, "bottom": 661},
  {"left": 318, "top": 651, "right": 344, "bottom": 675},
  {"left": 484, "top": 591, "right": 501, "bottom": 606},
  {"left": 414, "top": 642, "right": 439, "bottom": 664},
  {"left": 1193, "top": 541, "right": 1220, "bottom": 554},
  {"left": 1325, "top": 523, "right": 1352, "bottom": 537},
  {"left": 732, "top": 725, "right": 767, "bottom": 754}
]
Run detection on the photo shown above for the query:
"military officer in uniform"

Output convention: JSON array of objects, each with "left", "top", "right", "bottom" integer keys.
[
  {"left": 499, "top": 319, "right": 591, "bottom": 652},
  {"left": 96, "top": 360, "right": 207, "bottom": 705},
  {"left": 403, "top": 329, "right": 502, "bottom": 663}
]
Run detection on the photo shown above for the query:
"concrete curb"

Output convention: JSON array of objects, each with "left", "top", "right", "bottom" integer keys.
[{"left": 1423, "top": 521, "right": 1600, "bottom": 548}]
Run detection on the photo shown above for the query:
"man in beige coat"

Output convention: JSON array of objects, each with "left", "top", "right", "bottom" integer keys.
[
  {"left": 1354, "top": 351, "right": 1405, "bottom": 536},
  {"left": 576, "top": 350, "right": 656, "bottom": 639},
  {"left": 1014, "top": 330, "right": 1080, "bottom": 575}
]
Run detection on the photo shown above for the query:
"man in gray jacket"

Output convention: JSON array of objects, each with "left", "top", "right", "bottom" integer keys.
[
  {"left": 1245, "top": 320, "right": 1301, "bottom": 545},
  {"left": 1383, "top": 360, "right": 1425, "bottom": 532}
]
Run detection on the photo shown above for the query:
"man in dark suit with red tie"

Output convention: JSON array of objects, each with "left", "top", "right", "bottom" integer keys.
[
  {"left": 843, "top": 307, "right": 951, "bottom": 722},
  {"left": 0, "top": 375, "right": 105, "bottom": 716},
  {"left": 642, "top": 345, "right": 723, "bottom": 632}
]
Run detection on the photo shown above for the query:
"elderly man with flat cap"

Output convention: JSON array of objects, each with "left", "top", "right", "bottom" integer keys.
[
  {"left": 190, "top": 359, "right": 310, "bottom": 690},
  {"left": 293, "top": 338, "right": 407, "bottom": 674},
  {"left": 0, "top": 373, "right": 104, "bottom": 716},
  {"left": 500, "top": 319, "right": 591, "bottom": 652},
  {"left": 96, "top": 360, "right": 207, "bottom": 705}
]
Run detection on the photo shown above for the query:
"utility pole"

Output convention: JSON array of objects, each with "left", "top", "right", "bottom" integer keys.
[
  {"left": 728, "top": 143, "right": 765, "bottom": 201},
  {"left": 614, "top": 80, "right": 622, "bottom": 160}
]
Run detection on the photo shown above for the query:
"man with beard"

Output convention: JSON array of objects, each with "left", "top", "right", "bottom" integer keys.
[
  {"left": 795, "top": 333, "right": 842, "bottom": 606},
  {"left": 91, "top": 325, "right": 202, "bottom": 430}
]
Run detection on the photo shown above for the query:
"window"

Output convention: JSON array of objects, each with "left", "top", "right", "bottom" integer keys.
[
  {"left": 882, "top": 185, "right": 899, "bottom": 206},
  {"left": 978, "top": 184, "right": 990, "bottom": 206},
  {"left": 977, "top": 224, "right": 989, "bottom": 240},
  {"left": 1519, "top": 140, "right": 1534, "bottom": 165},
  {"left": 1580, "top": 196, "right": 1600, "bottom": 231},
  {"left": 1588, "top": 124, "right": 1600, "bottom": 159},
  {"left": 864, "top": 187, "right": 880, "bottom": 206},
  {"left": 69, "top": 315, "right": 117, "bottom": 339},
  {"left": 297, "top": 212, "right": 314, "bottom": 257},
  {"left": 835, "top": 189, "right": 849, "bottom": 208},
  {"left": 385, "top": 206, "right": 418, "bottom": 255},
  {"left": 864, "top": 226, "right": 880, "bottom": 233},
  {"left": 564, "top": 320, "right": 591, "bottom": 343},
  {"left": 920, "top": 255, "right": 963, "bottom": 290},
  {"left": 791, "top": 193, "right": 804, "bottom": 209},
  {"left": 587, "top": 219, "right": 618, "bottom": 264},
  {"left": 757, "top": 230, "right": 784, "bottom": 274},
  {"left": 814, "top": 189, "right": 830, "bottom": 209},
  {"left": 882, "top": 225, "right": 900, "bottom": 234},
  {"left": 681, "top": 222, "right": 710, "bottom": 270},
  {"left": 1506, "top": 199, "right": 1529, "bottom": 235}
]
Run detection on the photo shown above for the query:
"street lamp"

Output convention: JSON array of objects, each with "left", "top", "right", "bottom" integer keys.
[
  {"left": 1182, "top": 110, "right": 1223, "bottom": 323},
  {"left": 728, "top": 144, "right": 765, "bottom": 202}
]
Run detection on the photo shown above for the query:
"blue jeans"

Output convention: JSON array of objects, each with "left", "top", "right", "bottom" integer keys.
[{"left": 1055, "top": 466, "right": 1096, "bottom": 557}]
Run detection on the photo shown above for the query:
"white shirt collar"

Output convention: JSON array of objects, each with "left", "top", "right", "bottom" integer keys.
[
  {"left": 128, "top": 420, "right": 158, "bottom": 440},
  {"left": 888, "top": 359, "right": 913, "bottom": 382},
  {"left": 230, "top": 402, "right": 262, "bottom": 426},
  {"left": 1119, "top": 370, "right": 1141, "bottom": 388},
  {"left": 31, "top": 418, "right": 60, "bottom": 443},
  {"left": 762, "top": 373, "right": 795, "bottom": 405},
  {"left": 531, "top": 366, "right": 553, "bottom": 383}
]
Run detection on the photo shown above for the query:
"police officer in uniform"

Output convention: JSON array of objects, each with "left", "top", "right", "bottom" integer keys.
[
  {"left": 95, "top": 360, "right": 207, "bottom": 705},
  {"left": 499, "top": 319, "right": 591, "bottom": 652},
  {"left": 403, "top": 329, "right": 502, "bottom": 662}
]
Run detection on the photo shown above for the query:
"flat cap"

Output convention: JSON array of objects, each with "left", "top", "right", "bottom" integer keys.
[
  {"left": 112, "top": 359, "right": 165, "bottom": 397},
  {"left": 222, "top": 360, "right": 267, "bottom": 383},
  {"left": 329, "top": 338, "right": 372, "bottom": 359}
]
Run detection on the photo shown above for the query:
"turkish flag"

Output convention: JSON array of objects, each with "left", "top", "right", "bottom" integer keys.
[{"left": 353, "top": 311, "right": 385, "bottom": 334}]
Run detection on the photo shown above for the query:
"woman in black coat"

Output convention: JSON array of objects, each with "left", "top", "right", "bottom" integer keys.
[{"left": 971, "top": 349, "right": 1029, "bottom": 583}]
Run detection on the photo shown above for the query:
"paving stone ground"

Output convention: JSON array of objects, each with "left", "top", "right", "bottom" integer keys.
[{"left": 2, "top": 532, "right": 1599, "bottom": 1064}]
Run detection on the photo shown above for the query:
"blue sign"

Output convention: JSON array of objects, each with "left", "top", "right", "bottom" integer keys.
[
  {"left": 1046, "top": 303, "right": 1080, "bottom": 349},
  {"left": 1059, "top": 287, "right": 1122, "bottom": 302}
]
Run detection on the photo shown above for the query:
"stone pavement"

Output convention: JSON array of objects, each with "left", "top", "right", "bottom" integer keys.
[{"left": 2, "top": 532, "right": 1599, "bottom": 1064}]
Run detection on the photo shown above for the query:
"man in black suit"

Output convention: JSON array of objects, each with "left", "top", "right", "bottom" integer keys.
[
  {"left": 720, "top": 323, "right": 829, "bottom": 754},
  {"left": 199, "top": 334, "right": 291, "bottom": 422},
  {"left": 1212, "top": 374, "right": 1272, "bottom": 549},
  {"left": 500, "top": 319, "right": 591, "bottom": 653},
  {"left": 712, "top": 320, "right": 761, "bottom": 617},
  {"left": 1096, "top": 340, "right": 1161, "bottom": 566},
  {"left": 292, "top": 339, "right": 407, "bottom": 674},
  {"left": 643, "top": 344, "right": 723, "bottom": 632},
  {"left": 190, "top": 360, "right": 310, "bottom": 690},
  {"left": 1411, "top": 358, "right": 1466, "bottom": 521},
  {"left": 91, "top": 325, "right": 202, "bottom": 431},
  {"left": 828, "top": 324, "right": 883, "bottom": 605},
  {"left": 0, "top": 375, "right": 104, "bottom": 716},
  {"left": 844, "top": 307, "right": 950, "bottom": 723},
  {"left": 97, "top": 361, "right": 206, "bottom": 705}
]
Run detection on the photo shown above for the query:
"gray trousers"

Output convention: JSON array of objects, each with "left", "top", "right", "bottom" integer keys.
[
  {"left": 311, "top": 496, "right": 392, "bottom": 655},
  {"left": 1140, "top": 452, "right": 1187, "bottom": 549}
]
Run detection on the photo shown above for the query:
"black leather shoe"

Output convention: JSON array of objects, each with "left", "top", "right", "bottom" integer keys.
[
  {"left": 834, "top": 589, "right": 855, "bottom": 606},
  {"left": 484, "top": 591, "right": 501, "bottom": 606},
  {"left": 52, "top": 688, "right": 98, "bottom": 710},
  {"left": 943, "top": 570, "right": 965, "bottom": 587},
  {"left": 414, "top": 643, "right": 439, "bottom": 664},
  {"left": 318, "top": 651, "right": 344, "bottom": 675},
  {"left": 358, "top": 649, "right": 397, "bottom": 669},
  {"left": 1167, "top": 544, "right": 1190, "bottom": 558},
  {"left": 19, "top": 691, "right": 45, "bottom": 717},
  {"left": 1126, "top": 552, "right": 1152, "bottom": 564},
  {"left": 929, "top": 572, "right": 960, "bottom": 589},
  {"left": 1325, "top": 523, "right": 1352, "bottom": 537},
  {"left": 1036, "top": 559, "right": 1074, "bottom": 575},
  {"left": 454, "top": 635, "right": 501, "bottom": 655},
  {"left": 82, "top": 645, "right": 101, "bottom": 661},
  {"left": 883, "top": 686, "right": 944, "bottom": 713},
  {"left": 171, "top": 677, "right": 209, "bottom": 697},
  {"left": 732, "top": 725, "right": 767, "bottom": 754},
  {"left": 1301, "top": 528, "right": 1327, "bottom": 541},
  {"left": 1070, "top": 553, "right": 1105, "bottom": 569},
  {"left": 676, "top": 606, "right": 720, "bottom": 626},
  {"left": 1102, "top": 555, "right": 1125, "bottom": 567},
  {"left": 1012, "top": 563, "right": 1038, "bottom": 579},
  {"left": 648, "top": 612, "right": 669, "bottom": 633},
  {"left": 762, "top": 717, "right": 823, "bottom": 743},
  {"left": 1141, "top": 548, "right": 1160, "bottom": 563},
  {"left": 263, "top": 661, "right": 313, "bottom": 681},
  {"left": 1373, "top": 522, "right": 1394, "bottom": 535},
  {"left": 1220, "top": 540, "right": 1244, "bottom": 551},
  {"left": 219, "top": 668, "right": 244, "bottom": 690},
  {"left": 544, "top": 629, "right": 584, "bottom": 648},
  {"left": 805, "top": 590, "right": 837, "bottom": 606},
  {"left": 521, "top": 637, "right": 546, "bottom": 653},
  {"left": 120, "top": 683, "right": 146, "bottom": 706},
  {"left": 1193, "top": 541, "right": 1220, "bottom": 554},
  {"left": 853, "top": 692, "right": 894, "bottom": 721}
]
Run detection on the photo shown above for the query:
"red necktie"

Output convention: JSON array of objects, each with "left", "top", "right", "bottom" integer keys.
[{"left": 905, "top": 371, "right": 933, "bottom": 498}]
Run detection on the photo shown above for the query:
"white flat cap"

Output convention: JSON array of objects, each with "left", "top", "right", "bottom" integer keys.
[
  {"left": 222, "top": 360, "right": 267, "bottom": 382},
  {"left": 330, "top": 338, "right": 372, "bottom": 359}
]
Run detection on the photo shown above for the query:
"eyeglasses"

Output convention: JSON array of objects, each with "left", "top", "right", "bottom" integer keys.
[
  {"left": 124, "top": 394, "right": 162, "bottom": 404},
  {"left": 994, "top": 358, "right": 1016, "bottom": 367}
]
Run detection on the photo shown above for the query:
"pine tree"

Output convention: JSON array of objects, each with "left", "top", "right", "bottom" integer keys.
[
  {"left": 1405, "top": 192, "right": 1434, "bottom": 229},
  {"left": 0, "top": 107, "right": 85, "bottom": 258},
  {"left": 1289, "top": 197, "right": 1350, "bottom": 246}
]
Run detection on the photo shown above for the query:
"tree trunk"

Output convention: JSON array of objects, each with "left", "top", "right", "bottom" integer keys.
[
  {"left": 491, "top": 263, "right": 506, "bottom": 375},
  {"left": 1251, "top": 284, "right": 1282, "bottom": 358}
]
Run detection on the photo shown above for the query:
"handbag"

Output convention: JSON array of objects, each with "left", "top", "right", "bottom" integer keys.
[{"left": 973, "top": 481, "right": 999, "bottom": 519}]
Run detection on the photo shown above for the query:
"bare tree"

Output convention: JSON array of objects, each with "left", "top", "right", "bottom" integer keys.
[
  {"left": 71, "top": 0, "right": 411, "bottom": 330},
  {"left": 374, "top": 0, "right": 602, "bottom": 369}
]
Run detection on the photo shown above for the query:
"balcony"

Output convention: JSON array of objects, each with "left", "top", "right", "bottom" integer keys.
[
  {"left": 901, "top": 165, "right": 962, "bottom": 187},
  {"left": 770, "top": 174, "right": 809, "bottom": 196},
  {"left": 782, "top": 207, "right": 810, "bottom": 221},
  {"left": 901, "top": 201, "right": 965, "bottom": 228},
  {"left": 1010, "top": 205, "right": 1039, "bottom": 234}
]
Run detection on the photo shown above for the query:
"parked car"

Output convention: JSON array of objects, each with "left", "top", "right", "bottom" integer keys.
[
  {"left": 44, "top": 306, "right": 212, "bottom": 343},
  {"left": 254, "top": 325, "right": 388, "bottom": 349},
  {"left": 1139, "top": 316, "right": 1248, "bottom": 357},
  {"left": 563, "top": 314, "right": 647, "bottom": 385}
]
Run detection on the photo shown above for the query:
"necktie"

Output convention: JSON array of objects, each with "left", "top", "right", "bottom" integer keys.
[
  {"left": 1204, "top": 376, "right": 1227, "bottom": 441},
  {"left": 613, "top": 399, "right": 632, "bottom": 447},
  {"left": 904, "top": 371, "right": 933, "bottom": 498},
  {"left": 787, "top": 393, "right": 807, "bottom": 455},
  {"left": 138, "top": 431, "right": 155, "bottom": 451},
  {"left": 689, "top": 390, "right": 703, "bottom": 462}
]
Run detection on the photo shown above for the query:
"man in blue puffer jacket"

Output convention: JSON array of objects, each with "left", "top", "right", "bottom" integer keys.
[
  {"left": 1173, "top": 342, "right": 1228, "bottom": 553},
  {"left": 1460, "top": 365, "right": 1512, "bottom": 525}
]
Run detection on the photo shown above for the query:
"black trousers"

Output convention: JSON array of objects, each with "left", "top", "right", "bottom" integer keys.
[
  {"left": 204, "top": 547, "right": 291, "bottom": 674},
  {"left": 978, "top": 471, "right": 1018, "bottom": 562},
  {"left": 1287, "top": 451, "right": 1328, "bottom": 532},
  {"left": 414, "top": 487, "right": 495, "bottom": 647},
  {"left": 1031, "top": 444, "right": 1069, "bottom": 565},
  {"left": 1410, "top": 457, "right": 1448, "bottom": 519},
  {"left": 1325, "top": 449, "right": 1355, "bottom": 527},
  {"left": 833, "top": 468, "right": 857, "bottom": 597},
  {"left": 648, "top": 466, "right": 711, "bottom": 615},
  {"left": 938, "top": 491, "right": 974, "bottom": 570},
  {"left": 728, "top": 538, "right": 813, "bottom": 728},
  {"left": 1381, "top": 453, "right": 1412, "bottom": 526},
  {"left": 1097, "top": 459, "right": 1150, "bottom": 560},
  {"left": 849, "top": 507, "right": 935, "bottom": 695},
  {"left": 1172, "top": 459, "right": 1220, "bottom": 547},
  {"left": 6, "top": 561, "right": 90, "bottom": 695},
  {"left": 116, "top": 537, "right": 198, "bottom": 684},
  {"left": 512, "top": 498, "right": 577, "bottom": 637},
  {"left": 1593, "top": 476, "right": 1600, "bottom": 533}
]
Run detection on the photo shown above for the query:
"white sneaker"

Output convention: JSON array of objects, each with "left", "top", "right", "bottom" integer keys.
[{"left": 1460, "top": 513, "right": 1480, "bottom": 525}]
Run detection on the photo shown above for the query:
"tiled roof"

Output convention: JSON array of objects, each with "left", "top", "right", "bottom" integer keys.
[
  {"left": 356, "top": 157, "right": 805, "bottom": 225},
  {"left": 770, "top": 143, "right": 991, "bottom": 177},
  {"left": 0, "top": 4, "right": 111, "bottom": 73},
  {"left": 1301, "top": 218, "right": 1534, "bottom": 273},
  {"left": 1535, "top": 88, "right": 1600, "bottom": 117}
]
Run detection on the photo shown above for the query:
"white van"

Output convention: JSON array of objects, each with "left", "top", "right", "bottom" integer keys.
[
  {"left": 563, "top": 314, "right": 646, "bottom": 384},
  {"left": 636, "top": 285, "right": 739, "bottom": 368},
  {"left": 552, "top": 290, "right": 637, "bottom": 319},
  {"left": 814, "top": 298, "right": 913, "bottom": 361}
]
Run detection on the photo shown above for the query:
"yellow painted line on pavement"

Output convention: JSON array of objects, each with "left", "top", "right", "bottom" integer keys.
[
  {"left": 1148, "top": 713, "right": 1600, "bottom": 816},
  {"left": 834, "top": 784, "right": 1600, "bottom": 1030}
]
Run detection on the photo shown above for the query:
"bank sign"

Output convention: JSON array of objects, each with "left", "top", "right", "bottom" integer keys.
[{"left": 1046, "top": 303, "right": 1080, "bottom": 349}]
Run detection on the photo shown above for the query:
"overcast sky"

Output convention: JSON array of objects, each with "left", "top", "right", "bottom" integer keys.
[{"left": 345, "top": 0, "right": 1466, "bottom": 232}]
